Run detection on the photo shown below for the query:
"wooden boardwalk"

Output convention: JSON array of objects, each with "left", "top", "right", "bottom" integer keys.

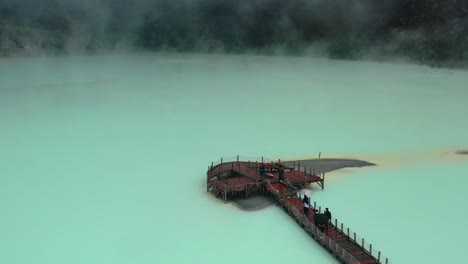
[
  {"left": 282, "top": 197, "right": 381, "bottom": 264},
  {"left": 207, "top": 157, "right": 390, "bottom": 264},
  {"left": 207, "top": 160, "right": 324, "bottom": 189}
]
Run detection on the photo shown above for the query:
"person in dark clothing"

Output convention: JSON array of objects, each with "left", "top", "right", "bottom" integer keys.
[
  {"left": 278, "top": 166, "right": 285, "bottom": 182},
  {"left": 259, "top": 164, "right": 266, "bottom": 178},
  {"left": 302, "top": 195, "right": 310, "bottom": 216},
  {"left": 314, "top": 211, "right": 327, "bottom": 232},
  {"left": 324, "top": 208, "right": 332, "bottom": 224}
]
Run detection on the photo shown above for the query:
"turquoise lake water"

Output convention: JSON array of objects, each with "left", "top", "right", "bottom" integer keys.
[{"left": 1, "top": 53, "right": 467, "bottom": 264}]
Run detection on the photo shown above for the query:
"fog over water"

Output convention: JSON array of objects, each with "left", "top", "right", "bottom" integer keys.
[
  {"left": 1, "top": 53, "right": 468, "bottom": 264},
  {"left": 1, "top": 0, "right": 467, "bottom": 66}
]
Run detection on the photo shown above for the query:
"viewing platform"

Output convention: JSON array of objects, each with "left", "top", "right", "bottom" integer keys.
[{"left": 206, "top": 156, "right": 391, "bottom": 264}]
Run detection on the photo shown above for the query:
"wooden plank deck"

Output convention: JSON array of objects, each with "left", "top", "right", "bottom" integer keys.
[
  {"left": 208, "top": 161, "right": 323, "bottom": 187},
  {"left": 207, "top": 158, "right": 385, "bottom": 264},
  {"left": 284, "top": 197, "right": 378, "bottom": 264}
]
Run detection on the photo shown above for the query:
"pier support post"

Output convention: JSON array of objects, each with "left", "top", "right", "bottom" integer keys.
[
  {"left": 322, "top": 173, "right": 325, "bottom": 190},
  {"left": 386, "top": 258, "right": 388, "bottom": 264},
  {"left": 206, "top": 170, "right": 209, "bottom": 192},
  {"left": 237, "top": 155, "right": 239, "bottom": 162},
  {"left": 354, "top": 232, "right": 356, "bottom": 242},
  {"left": 362, "top": 238, "right": 365, "bottom": 248},
  {"left": 224, "top": 184, "right": 227, "bottom": 203},
  {"left": 370, "top": 244, "right": 372, "bottom": 255},
  {"left": 304, "top": 165, "right": 307, "bottom": 185},
  {"left": 378, "top": 251, "right": 381, "bottom": 263},
  {"left": 221, "top": 157, "right": 223, "bottom": 164}
]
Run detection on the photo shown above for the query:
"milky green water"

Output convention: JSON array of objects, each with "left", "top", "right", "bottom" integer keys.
[{"left": 1, "top": 53, "right": 467, "bottom": 264}]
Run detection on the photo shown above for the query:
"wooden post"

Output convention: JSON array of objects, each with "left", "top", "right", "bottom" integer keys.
[
  {"left": 385, "top": 258, "right": 388, "bottom": 264},
  {"left": 319, "top": 206, "right": 321, "bottom": 213},
  {"left": 341, "top": 223, "right": 343, "bottom": 231},
  {"left": 211, "top": 162, "right": 213, "bottom": 169},
  {"left": 314, "top": 201, "right": 316, "bottom": 209},
  {"left": 354, "top": 232, "right": 356, "bottom": 242},
  {"left": 221, "top": 157, "right": 223, "bottom": 164},
  {"left": 237, "top": 155, "right": 239, "bottom": 162},
  {"left": 304, "top": 165, "right": 307, "bottom": 185},
  {"left": 278, "top": 159, "right": 280, "bottom": 163},
  {"left": 378, "top": 251, "right": 381, "bottom": 263},
  {"left": 261, "top": 156, "right": 264, "bottom": 163},
  {"left": 322, "top": 173, "right": 325, "bottom": 190},
  {"left": 319, "top": 152, "right": 321, "bottom": 159},
  {"left": 362, "top": 238, "right": 365, "bottom": 248},
  {"left": 224, "top": 184, "right": 227, "bottom": 203},
  {"left": 335, "top": 219, "right": 337, "bottom": 227},
  {"left": 370, "top": 244, "right": 372, "bottom": 255},
  {"left": 347, "top": 227, "right": 349, "bottom": 237}
]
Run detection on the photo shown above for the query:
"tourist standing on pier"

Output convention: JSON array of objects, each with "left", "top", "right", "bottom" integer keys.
[
  {"left": 324, "top": 208, "right": 332, "bottom": 223},
  {"left": 259, "top": 164, "right": 266, "bottom": 178},
  {"left": 279, "top": 166, "right": 285, "bottom": 182},
  {"left": 303, "top": 195, "right": 310, "bottom": 216}
]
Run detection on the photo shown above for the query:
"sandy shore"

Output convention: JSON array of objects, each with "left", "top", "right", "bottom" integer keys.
[{"left": 230, "top": 158, "right": 375, "bottom": 211}]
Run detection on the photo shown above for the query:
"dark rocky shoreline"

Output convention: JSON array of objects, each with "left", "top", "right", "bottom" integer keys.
[{"left": 1, "top": 0, "right": 467, "bottom": 68}]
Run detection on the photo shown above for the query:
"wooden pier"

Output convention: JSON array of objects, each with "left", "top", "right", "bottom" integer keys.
[{"left": 207, "top": 156, "right": 391, "bottom": 264}]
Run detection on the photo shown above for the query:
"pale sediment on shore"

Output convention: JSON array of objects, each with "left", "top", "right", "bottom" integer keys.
[
  {"left": 283, "top": 158, "right": 375, "bottom": 174},
  {"left": 230, "top": 158, "right": 375, "bottom": 211}
]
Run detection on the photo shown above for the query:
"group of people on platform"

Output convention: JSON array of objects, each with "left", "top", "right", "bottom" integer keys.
[
  {"left": 259, "top": 163, "right": 285, "bottom": 182},
  {"left": 257, "top": 163, "right": 331, "bottom": 231},
  {"left": 302, "top": 194, "right": 332, "bottom": 231}
]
